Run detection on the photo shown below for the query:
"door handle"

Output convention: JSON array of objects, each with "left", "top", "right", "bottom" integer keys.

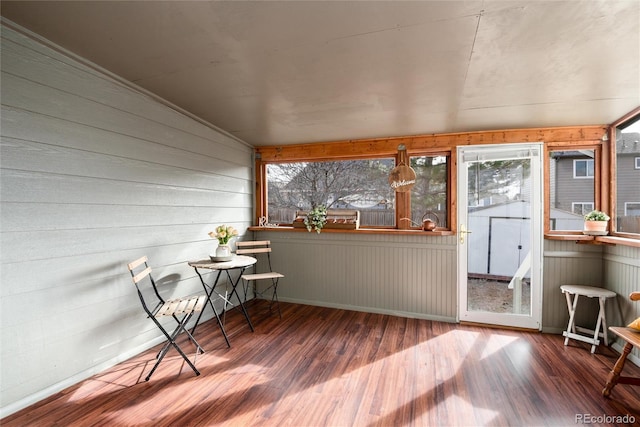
[{"left": 460, "top": 224, "right": 473, "bottom": 244}]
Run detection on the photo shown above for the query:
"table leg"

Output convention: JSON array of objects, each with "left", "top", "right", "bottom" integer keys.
[
  {"left": 591, "top": 298, "right": 605, "bottom": 353},
  {"left": 563, "top": 291, "right": 578, "bottom": 346},
  {"left": 224, "top": 268, "right": 255, "bottom": 332},
  {"left": 191, "top": 268, "right": 231, "bottom": 348}
]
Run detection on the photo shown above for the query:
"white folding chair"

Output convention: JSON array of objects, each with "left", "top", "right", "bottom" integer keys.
[
  {"left": 236, "top": 240, "right": 285, "bottom": 318},
  {"left": 127, "top": 256, "right": 206, "bottom": 381}
]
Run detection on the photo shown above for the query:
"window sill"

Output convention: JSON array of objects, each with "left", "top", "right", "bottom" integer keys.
[
  {"left": 545, "top": 233, "right": 640, "bottom": 248},
  {"left": 248, "top": 226, "right": 455, "bottom": 236}
]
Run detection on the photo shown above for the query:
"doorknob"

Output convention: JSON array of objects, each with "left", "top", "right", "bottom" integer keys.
[{"left": 460, "top": 224, "right": 473, "bottom": 244}]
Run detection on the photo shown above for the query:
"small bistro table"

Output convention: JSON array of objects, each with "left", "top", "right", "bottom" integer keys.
[{"left": 188, "top": 255, "right": 257, "bottom": 347}]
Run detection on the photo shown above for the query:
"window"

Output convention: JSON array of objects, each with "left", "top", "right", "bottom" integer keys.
[
  {"left": 409, "top": 155, "right": 448, "bottom": 229},
  {"left": 573, "top": 159, "right": 594, "bottom": 178},
  {"left": 615, "top": 113, "right": 640, "bottom": 235},
  {"left": 572, "top": 202, "right": 594, "bottom": 215},
  {"left": 266, "top": 159, "right": 396, "bottom": 227},
  {"left": 549, "top": 150, "right": 596, "bottom": 231},
  {"left": 625, "top": 202, "right": 640, "bottom": 216},
  {"left": 263, "top": 154, "right": 449, "bottom": 230},
  {"left": 256, "top": 124, "right": 636, "bottom": 243}
]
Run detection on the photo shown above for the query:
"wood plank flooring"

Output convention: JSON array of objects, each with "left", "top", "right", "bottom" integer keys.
[{"left": 3, "top": 301, "right": 640, "bottom": 426}]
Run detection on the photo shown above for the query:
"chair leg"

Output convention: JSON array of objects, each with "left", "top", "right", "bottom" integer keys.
[
  {"left": 603, "top": 342, "right": 633, "bottom": 397},
  {"left": 269, "top": 279, "right": 282, "bottom": 319},
  {"left": 172, "top": 314, "right": 204, "bottom": 352},
  {"left": 147, "top": 313, "right": 201, "bottom": 381}
]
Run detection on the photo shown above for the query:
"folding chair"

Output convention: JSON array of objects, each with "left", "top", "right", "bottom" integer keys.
[
  {"left": 236, "top": 240, "right": 285, "bottom": 318},
  {"left": 127, "top": 256, "right": 207, "bottom": 381}
]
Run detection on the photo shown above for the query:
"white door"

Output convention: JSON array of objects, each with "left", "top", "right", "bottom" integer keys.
[{"left": 457, "top": 144, "right": 543, "bottom": 329}]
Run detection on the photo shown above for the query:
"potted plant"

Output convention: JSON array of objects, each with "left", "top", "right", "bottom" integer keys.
[
  {"left": 304, "top": 205, "right": 327, "bottom": 233},
  {"left": 583, "top": 210, "right": 610, "bottom": 235},
  {"left": 209, "top": 224, "right": 238, "bottom": 259}
]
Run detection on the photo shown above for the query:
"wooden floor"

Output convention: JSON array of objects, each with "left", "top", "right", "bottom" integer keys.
[{"left": 4, "top": 301, "right": 640, "bottom": 426}]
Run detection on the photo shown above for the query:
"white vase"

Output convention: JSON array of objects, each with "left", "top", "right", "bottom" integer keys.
[{"left": 216, "top": 244, "right": 231, "bottom": 258}]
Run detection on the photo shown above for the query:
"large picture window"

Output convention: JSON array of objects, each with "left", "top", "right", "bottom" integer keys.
[
  {"left": 267, "top": 159, "right": 395, "bottom": 226},
  {"left": 264, "top": 154, "right": 449, "bottom": 229}
]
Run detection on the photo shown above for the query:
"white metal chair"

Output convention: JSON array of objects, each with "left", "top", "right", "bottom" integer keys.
[
  {"left": 127, "top": 256, "right": 206, "bottom": 381},
  {"left": 236, "top": 240, "right": 285, "bottom": 318}
]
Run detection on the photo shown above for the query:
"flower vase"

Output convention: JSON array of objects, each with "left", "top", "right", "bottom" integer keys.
[{"left": 216, "top": 244, "right": 231, "bottom": 258}]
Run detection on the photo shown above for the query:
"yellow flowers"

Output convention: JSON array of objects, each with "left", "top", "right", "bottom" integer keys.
[{"left": 209, "top": 225, "right": 238, "bottom": 245}]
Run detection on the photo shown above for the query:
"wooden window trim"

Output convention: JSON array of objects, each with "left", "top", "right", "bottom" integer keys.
[
  {"left": 251, "top": 125, "right": 640, "bottom": 246},
  {"left": 545, "top": 144, "right": 603, "bottom": 236},
  {"left": 609, "top": 106, "right": 640, "bottom": 240}
]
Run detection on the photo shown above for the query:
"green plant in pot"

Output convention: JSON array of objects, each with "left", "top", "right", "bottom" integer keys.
[
  {"left": 583, "top": 210, "right": 610, "bottom": 234},
  {"left": 305, "top": 205, "right": 327, "bottom": 233}
]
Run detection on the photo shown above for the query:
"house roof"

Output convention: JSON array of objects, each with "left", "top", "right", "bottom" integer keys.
[
  {"left": 618, "top": 133, "right": 640, "bottom": 155},
  {"left": 1, "top": 1, "right": 638, "bottom": 146}
]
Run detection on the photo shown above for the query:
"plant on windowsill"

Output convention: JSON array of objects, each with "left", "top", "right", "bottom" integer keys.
[
  {"left": 304, "top": 205, "right": 327, "bottom": 233},
  {"left": 583, "top": 210, "right": 610, "bottom": 235}
]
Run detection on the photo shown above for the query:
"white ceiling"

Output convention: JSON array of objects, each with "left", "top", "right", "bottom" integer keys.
[{"left": 1, "top": 1, "right": 639, "bottom": 146}]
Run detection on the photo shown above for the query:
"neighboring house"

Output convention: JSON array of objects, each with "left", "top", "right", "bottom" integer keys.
[
  {"left": 549, "top": 134, "right": 640, "bottom": 232},
  {"left": 550, "top": 150, "right": 595, "bottom": 216},
  {"left": 616, "top": 132, "right": 640, "bottom": 233}
]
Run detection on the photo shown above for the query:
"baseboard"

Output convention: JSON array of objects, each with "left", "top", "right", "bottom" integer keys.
[{"left": 278, "top": 297, "right": 457, "bottom": 323}]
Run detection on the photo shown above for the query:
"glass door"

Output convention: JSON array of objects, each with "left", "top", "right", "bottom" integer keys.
[{"left": 457, "top": 144, "right": 543, "bottom": 330}]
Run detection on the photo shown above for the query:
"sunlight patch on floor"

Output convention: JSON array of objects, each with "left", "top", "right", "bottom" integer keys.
[{"left": 480, "top": 333, "right": 520, "bottom": 360}]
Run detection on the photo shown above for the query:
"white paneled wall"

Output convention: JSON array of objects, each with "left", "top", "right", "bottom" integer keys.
[{"left": 0, "top": 22, "right": 253, "bottom": 415}]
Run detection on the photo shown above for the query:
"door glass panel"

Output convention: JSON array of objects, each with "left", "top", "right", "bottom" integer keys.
[{"left": 466, "top": 158, "right": 532, "bottom": 316}]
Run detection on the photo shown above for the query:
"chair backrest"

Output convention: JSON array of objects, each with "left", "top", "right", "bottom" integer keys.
[
  {"left": 236, "top": 240, "right": 275, "bottom": 271},
  {"left": 127, "top": 256, "right": 164, "bottom": 315}
]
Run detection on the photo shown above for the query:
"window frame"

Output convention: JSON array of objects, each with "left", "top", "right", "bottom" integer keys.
[
  {"left": 257, "top": 150, "right": 453, "bottom": 232},
  {"left": 625, "top": 202, "right": 640, "bottom": 216},
  {"left": 573, "top": 158, "right": 594, "bottom": 178},
  {"left": 571, "top": 202, "right": 594, "bottom": 215},
  {"left": 609, "top": 106, "right": 640, "bottom": 240},
  {"left": 545, "top": 144, "right": 602, "bottom": 235},
  {"left": 254, "top": 125, "right": 635, "bottom": 243}
]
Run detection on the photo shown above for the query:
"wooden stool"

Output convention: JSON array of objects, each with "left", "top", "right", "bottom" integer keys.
[{"left": 560, "top": 285, "right": 617, "bottom": 354}]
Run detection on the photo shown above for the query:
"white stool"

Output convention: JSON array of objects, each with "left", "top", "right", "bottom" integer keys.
[{"left": 560, "top": 285, "right": 617, "bottom": 354}]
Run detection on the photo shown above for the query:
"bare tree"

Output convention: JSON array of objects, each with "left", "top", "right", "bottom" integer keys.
[{"left": 268, "top": 160, "right": 394, "bottom": 210}]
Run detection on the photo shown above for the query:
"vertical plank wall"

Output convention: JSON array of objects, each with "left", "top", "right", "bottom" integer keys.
[
  {"left": 257, "top": 232, "right": 617, "bottom": 335},
  {"left": 0, "top": 23, "right": 253, "bottom": 415},
  {"left": 604, "top": 244, "right": 640, "bottom": 360},
  {"left": 255, "top": 231, "right": 458, "bottom": 322}
]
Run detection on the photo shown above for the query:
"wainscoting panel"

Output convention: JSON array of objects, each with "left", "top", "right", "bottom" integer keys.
[{"left": 255, "top": 231, "right": 459, "bottom": 322}]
